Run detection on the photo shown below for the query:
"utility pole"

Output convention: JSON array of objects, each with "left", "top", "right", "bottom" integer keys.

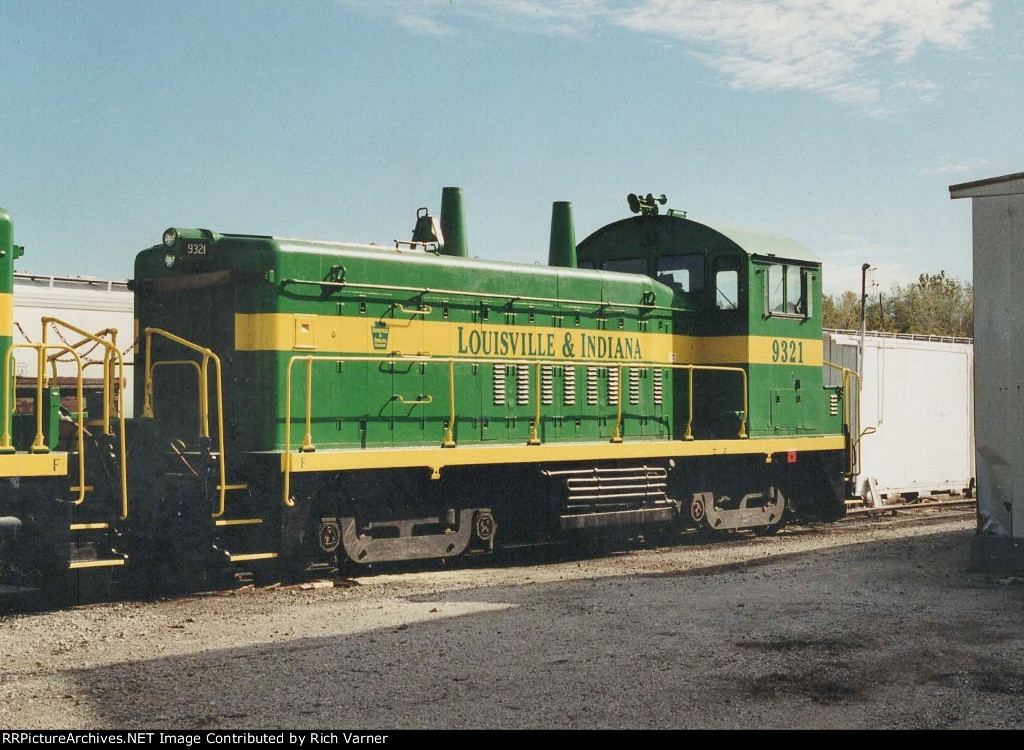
[{"left": 860, "top": 262, "right": 870, "bottom": 387}]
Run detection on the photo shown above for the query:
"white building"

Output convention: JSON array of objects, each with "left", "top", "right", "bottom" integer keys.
[{"left": 951, "top": 171, "right": 1024, "bottom": 572}]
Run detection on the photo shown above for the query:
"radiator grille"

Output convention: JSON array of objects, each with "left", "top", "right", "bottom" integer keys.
[
  {"left": 563, "top": 366, "right": 576, "bottom": 406},
  {"left": 541, "top": 365, "right": 553, "bottom": 406},
  {"left": 607, "top": 367, "right": 619, "bottom": 406},
  {"left": 628, "top": 367, "right": 640, "bottom": 405},
  {"left": 516, "top": 364, "right": 530, "bottom": 406},
  {"left": 493, "top": 364, "right": 506, "bottom": 406}
]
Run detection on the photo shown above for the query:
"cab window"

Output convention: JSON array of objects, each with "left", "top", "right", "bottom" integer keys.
[
  {"left": 656, "top": 254, "right": 704, "bottom": 294},
  {"left": 764, "top": 263, "right": 809, "bottom": 317},
  {"left": 715, "top": 258, "right": 739, "bottom": 310},
  {"left": 601, "top": 257, "right": 647, "bottom": 274}
]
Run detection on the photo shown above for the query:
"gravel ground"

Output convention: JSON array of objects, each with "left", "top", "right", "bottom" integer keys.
[{"left": 1, "top": 511, "right": 1022, "bottom": 730}]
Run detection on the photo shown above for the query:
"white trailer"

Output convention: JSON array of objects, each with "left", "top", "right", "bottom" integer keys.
[
  {"left": 824, "top": 330, "right": 975, "bottom": 506},
  {"left": 11, "top": 273, "right": 135, "bottom": 417}
]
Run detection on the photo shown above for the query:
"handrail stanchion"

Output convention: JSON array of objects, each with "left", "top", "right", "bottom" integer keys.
[
  {"left": 528, "top": 362, "right": 541, "bottom": 445},
  {"left": 199, "top": 354, "right": 210, "bottom": 438},
  {"left": 738, "top": 368, "right": 749, "bottom": 439},
  {"left": 684, "top": 365, "right": 695, "bottom": 440},
  {"left": 610, "top": 364, "right": 623, "bottom": 443},
  {"left": 31, "top": 343, "right": 46, "bottom": 452},
  {"left": 283, "top": 356, "right": 298, "bottom": 508},
  {"left": 143, "top": 329, "right": 155, "bottom": 418},
  {"left": 0, "top": 346, "right": 15, "bottom": 451},
  {"left": 442, "top": 358, "right": 456, "bottom": 448},
  {"left": 301, "top": 356, "right": 315, "bottom": 452}
]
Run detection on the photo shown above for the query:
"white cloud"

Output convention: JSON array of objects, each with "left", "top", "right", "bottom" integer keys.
[
  {"left": 607, "top": 1, "right": 992, "bottom": 105},
  {"left": 346, "top": 0, "right": 993, "bottom": 107},
  {"left": 889, "top": 78, "right": 940, "bottom": 104},
  {"left": 920, "top": 157, "right": 991, "bottom": 175},
  {"left": 396, "top": 14, "right": 455, "bottom": 37}
]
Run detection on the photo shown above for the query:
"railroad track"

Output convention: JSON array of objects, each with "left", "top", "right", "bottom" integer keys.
[
  {"left": 1, "top": 496, "right": 978, "bottom": 612},
  {"left": 844, "top": 496, "right": 975, "bottom": 517}
]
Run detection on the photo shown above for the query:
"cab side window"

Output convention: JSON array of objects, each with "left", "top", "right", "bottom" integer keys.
[
  {"left": 764, "top": 263, "right": 810, "bottom": 317},
  {"left": 601, "top": 257, "right": 647, "bottom": 274},
  {"left": 715, "top": 258, "right": 740, "bottom": 310},
  {"left": 656, "top": 254, "right": 704, "bottom": 294}
]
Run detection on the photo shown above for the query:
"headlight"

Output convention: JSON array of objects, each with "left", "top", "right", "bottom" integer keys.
[
  {"left": 164, "top": 252, "right": 176, "bottom": 268},
  {"left": 162, "top": 228, "right": 178, "bottom": 248}
]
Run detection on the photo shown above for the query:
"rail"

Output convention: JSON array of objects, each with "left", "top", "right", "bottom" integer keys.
[
  {"left": 42, "top": 318, "right": 130, "bottom": 519},
  {"left": 142, "top": 328, "right": 229, "bottom": 518},
  {"left": 844, "top": 497, "right": 975, "bottom": 517},
  {"left": 0, "top": 343, "right": 87, "bottom": 505},
  {"left": 282, "top": 354, "right": 748, "bottom": 508}
]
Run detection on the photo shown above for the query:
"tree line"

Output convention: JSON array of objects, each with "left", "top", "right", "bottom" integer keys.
[{"left": 822, "top": 271, "right": 973, "bottom": 338}]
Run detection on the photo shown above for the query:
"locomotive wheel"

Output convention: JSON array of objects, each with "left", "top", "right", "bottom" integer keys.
[
  {"left": 689, "top": 497, "right": 706, "bottom": 524},
  {"left": 690, "top": 497, "right": 730, "bottom": 540}
]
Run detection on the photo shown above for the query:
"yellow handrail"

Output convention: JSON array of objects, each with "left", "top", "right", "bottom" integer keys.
[
  {"left": 528, "top": 362, "right": 542, "bottom": 445},
  {"left": 442, "top": 358, "right": 456, "bottom": 448},
  {"left": 610, "top": 365, "right": 624, "bottom": 443},
  {"left": 143, "top": 327, "right": 229, "bottom": 519},
  {"left": 281, "top": 353, "right": 750, "bottom": 508},
  {"left": 40, "top": 319, "right": 130, "bottom": 519},
  {"left": 300, "top": 355, "right": 314, "bottom": 452},
  {"left": 393, "top": 394, "right": 433, "bottom": 405},
  {"left": 824, "top": 360, "right": 864, "bottom": 478},
  {"left": 1, "top": 343, "right": 87, "bottom": 505},
  {"left": 393, "top": 303, "right": 432, "bottom": 316},
  {"left": 681, "top": 364, "right": 750, "bottom": 440},
  {"left": 41, "top": 319, "right": 124, "bottom": 437},
  {"left": 44, "top": 326, "right": 119, "bottom": 387}
]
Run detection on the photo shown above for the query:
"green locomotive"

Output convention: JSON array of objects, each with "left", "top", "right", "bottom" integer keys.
[
  {"left": 0, "top": 208, "right": 127, "bottom": 600},
  {"left": 0, "top": 190, "right": 856, "bottom": 600},
  {"left": 128, "top": 188, "right": 851, "bottom": 584}
]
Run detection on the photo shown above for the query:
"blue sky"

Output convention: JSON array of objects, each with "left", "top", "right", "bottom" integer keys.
[{"left": 1, "top": 0, "right": 1019, "bottom": 295}]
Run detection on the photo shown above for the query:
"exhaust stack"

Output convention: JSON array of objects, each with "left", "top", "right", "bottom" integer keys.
[
  {"left": 547, "top": 201, "right": 577, "bottom": 268},
  {"left": 439, "top": 187, "right": 468, "bottom": 258}
]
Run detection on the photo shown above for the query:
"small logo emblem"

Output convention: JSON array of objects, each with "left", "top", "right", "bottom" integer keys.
[{"left": 372, "top": 321, "right": 389, "bottom": 350}]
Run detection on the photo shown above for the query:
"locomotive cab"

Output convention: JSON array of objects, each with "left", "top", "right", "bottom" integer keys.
[
  {"left": 576, "top": 198, "right": 841, "bottom": 441},
  {"left": 575, "top": 196, "right": 847, "bottom": 530}
]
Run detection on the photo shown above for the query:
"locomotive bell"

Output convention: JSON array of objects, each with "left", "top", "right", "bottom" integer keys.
[{"left": 411, "top": 207, "right": 444, "bottom": 248}]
